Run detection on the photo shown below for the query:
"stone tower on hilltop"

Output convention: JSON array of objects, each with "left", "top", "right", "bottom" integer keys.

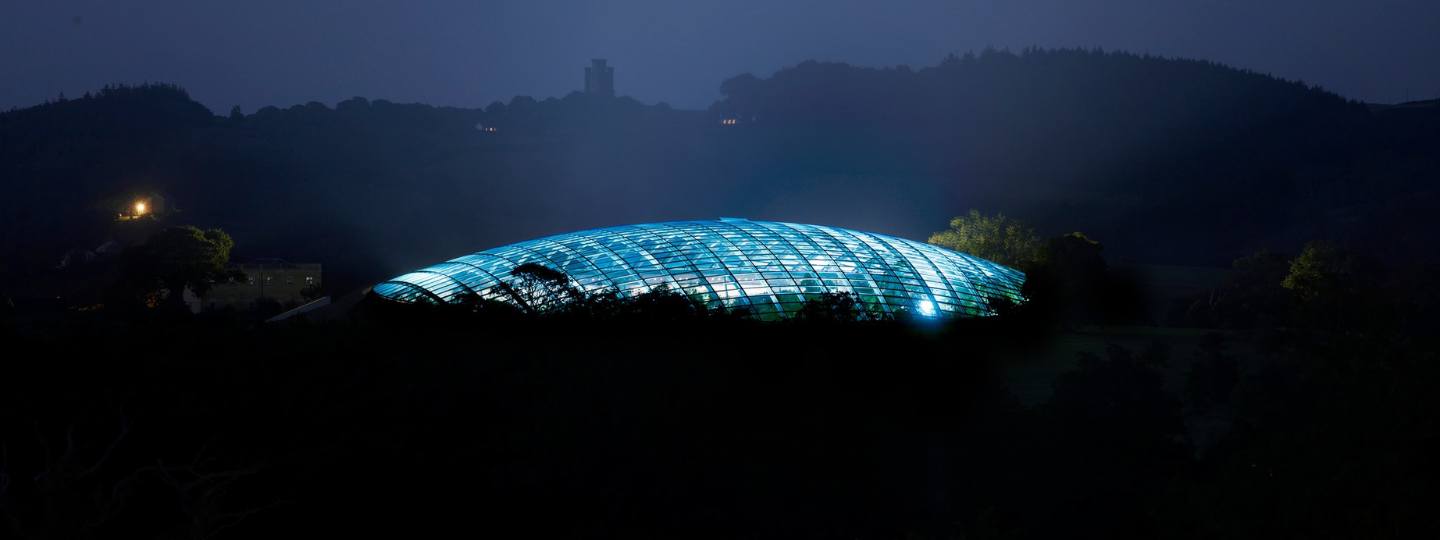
[{"left": 584, "top": 59, "right": 614, "bottom": 97}]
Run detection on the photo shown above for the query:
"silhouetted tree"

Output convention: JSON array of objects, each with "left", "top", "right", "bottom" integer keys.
[
  {"left": 1180, "top": 249, "right": 1293, "bottom": 329},
  {"left": 119, "top": 226, "right": 237, "bottom": 311},
  {"left": 1019, "top": 232, "right": 1109, "bottom": 324},
  {"left": 1283, "top": 240, "right": 1368, "bottom": 302},
  {"left": 500, "top": 262, "right": 581, "bottom": 314},
  {"left": 793, "top": 291, "right": 882, "bottom": 322},
  {"left": 1282, "top": 241, "right": 1385, "bottom": 328},
  {"left": 617, "top": 284, "right": 712, "bottom": 320}
]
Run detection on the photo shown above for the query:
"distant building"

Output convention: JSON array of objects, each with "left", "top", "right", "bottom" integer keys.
[
  {"left": 116, "top": 193, "right": 167, "bottom": 221},
  {"left": 200, "top": 260, "right": 322, "bottom": 311},
  {"left": 584, "top": 59, "right": 615, "bottom": 97},
  {"left": 371, "top": 218, "right": 1026, "bottom": 320}
]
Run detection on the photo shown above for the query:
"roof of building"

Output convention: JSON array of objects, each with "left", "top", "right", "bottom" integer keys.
[{"left": 372, "top": 218, "right": 1025, "bottom": 319}]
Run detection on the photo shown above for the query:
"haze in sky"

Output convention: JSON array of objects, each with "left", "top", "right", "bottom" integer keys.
[{"left": 3, "top": 0, "right": 1439, "bottom": 113}]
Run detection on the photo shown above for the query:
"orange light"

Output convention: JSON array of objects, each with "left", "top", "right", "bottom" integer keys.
[{"left": 134, "top": 201, "right": 147, "bottom": 215}]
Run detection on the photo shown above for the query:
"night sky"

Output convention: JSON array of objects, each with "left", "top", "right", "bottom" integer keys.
[{"left": 4, "top": 1, "right": 1439, "bottom": 113}]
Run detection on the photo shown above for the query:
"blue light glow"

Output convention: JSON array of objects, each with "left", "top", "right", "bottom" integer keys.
[{"left": 372, "top": 218, "right": 1025, "bottom": 320}]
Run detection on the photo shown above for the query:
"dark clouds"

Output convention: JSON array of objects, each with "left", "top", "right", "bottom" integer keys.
[{"left": 3, "top": 0, "right": 1438, "bottom": 112}]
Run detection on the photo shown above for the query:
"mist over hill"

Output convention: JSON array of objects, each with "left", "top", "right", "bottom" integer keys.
[
  {"left": 3, "top": 49, "right": 1437, "bottom": 296},
  {"left": 709, "top": 49, "right": 1437, "bottom": 264}
]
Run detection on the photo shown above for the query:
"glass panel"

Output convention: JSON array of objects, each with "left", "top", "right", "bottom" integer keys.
[{"left": 374, "top": 218, "right": 1027, "bottom": 318}]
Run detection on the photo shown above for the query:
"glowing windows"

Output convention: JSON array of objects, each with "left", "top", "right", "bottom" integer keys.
[{"left": 372, "top": 219, "right": 1025, "bottom": 320}]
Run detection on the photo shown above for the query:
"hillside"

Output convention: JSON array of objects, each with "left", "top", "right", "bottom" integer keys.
[
  {"left": 708, "top": 49, "right": 1434, "bottom": 264},
  {"left": 2, "top": 50, "right": 1437, "bottom": 299}
]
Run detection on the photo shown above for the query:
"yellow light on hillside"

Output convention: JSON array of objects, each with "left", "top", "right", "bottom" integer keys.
[{"left": 134, "top": 201, "right": 147, "bottom": 215}]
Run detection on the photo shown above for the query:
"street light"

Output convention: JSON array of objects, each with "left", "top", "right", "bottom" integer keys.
[{"left": 134, "top": 201, "right": 147, "bottom": 215}]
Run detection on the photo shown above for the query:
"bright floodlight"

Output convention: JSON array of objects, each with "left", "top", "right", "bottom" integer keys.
[
  {"left": 372, "top": 218, "right": 1026, "bottom": 320},
  {"left": 133, "top": 201, "right": 147, "bottom": 215}
]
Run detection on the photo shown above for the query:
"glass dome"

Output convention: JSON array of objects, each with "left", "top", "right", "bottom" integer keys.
[{"left": 372, "top": 218, "right": 1025, "bottom": 319}]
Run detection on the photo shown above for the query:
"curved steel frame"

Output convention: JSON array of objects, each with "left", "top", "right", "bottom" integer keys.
[{"left": 372, "top": 218, "right": 1026, "bottom": 319}]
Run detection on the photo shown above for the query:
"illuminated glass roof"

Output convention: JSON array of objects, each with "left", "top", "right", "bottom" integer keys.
[{"left": 372, "top": 218, "right": 1025, "bottom": 319}]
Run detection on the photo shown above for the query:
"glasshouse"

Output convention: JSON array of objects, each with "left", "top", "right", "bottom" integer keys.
[{"left": 372, "top": 218, "right": 1026, "bottom": 319}]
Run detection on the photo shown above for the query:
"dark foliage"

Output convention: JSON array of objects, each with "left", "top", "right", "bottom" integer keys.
[
  {"left": 1015, "top": 232, "right": 1150, "bottom": 326},
  {"left": 790, "top": 291, "right": 885, "bottom": 323},
  {"left": 1178, "top": 250, "right": 1294, "bottom": 329},
  {"left": 3, "top": 270, "right": 1436, "bottom": 538}
]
